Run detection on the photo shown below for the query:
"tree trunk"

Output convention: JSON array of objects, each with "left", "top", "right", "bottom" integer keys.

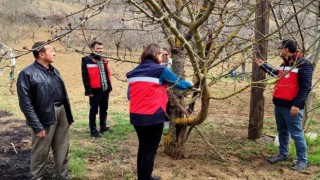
[
  {"left": 248, "top": 0, "right": 269, "bottom": 139},
  {"left": 303, "top": 91, "right": 316, "bottom": 131},
  {"left": 163, "top": 112, "right": 187, "bottom": 158},
  {"left": 164, "top": 48, "right": 188, "bottom": 158},
  {"left": 303, "top": 5, "right": 320, "bottom": 131}
]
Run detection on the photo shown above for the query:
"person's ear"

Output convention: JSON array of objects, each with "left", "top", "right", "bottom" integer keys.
[{"left": 39, "top": 51, "right": 45, "bottom": 58}]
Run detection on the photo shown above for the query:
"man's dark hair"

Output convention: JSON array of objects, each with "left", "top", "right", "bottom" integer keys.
[
  {"left": 90, "top": 41, "right": 103, "bottom": 48},
  {"left": 32, "top": 41, "right": 48, "bottom": 59},
  {"left": 281, "top": 39, "right": 298, "bottom": 53}
]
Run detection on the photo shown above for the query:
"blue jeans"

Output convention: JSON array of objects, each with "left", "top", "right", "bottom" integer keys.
[{"left": 274, "top": 106, "right": 307, "bottom": 163}]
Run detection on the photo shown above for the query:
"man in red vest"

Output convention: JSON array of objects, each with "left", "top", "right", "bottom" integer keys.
[
  {"left": 81, "top": 41, "right": 112, "bottom": 138},
  {"left": 255, "top": 39, "right": 313, "bottom": 171}
]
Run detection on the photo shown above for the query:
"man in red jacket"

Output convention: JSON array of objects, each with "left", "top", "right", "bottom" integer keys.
[
  {"left": 81, "top": 41, "right": 112, "bottom": 138},
  {"left": 255, "top": 39, "right": 313, "bottom": 171}
]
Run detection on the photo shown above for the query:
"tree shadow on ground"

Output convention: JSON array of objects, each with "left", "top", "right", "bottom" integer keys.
[{"left": 0, "top": 119, "right": 55, "bottom": 180}]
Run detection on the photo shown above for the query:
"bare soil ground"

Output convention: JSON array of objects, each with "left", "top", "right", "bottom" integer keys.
[
  {"left": 0, "top": 115, "right": 56, "bottom": 179},
  {"left": 0, "top": 32, "right": 319, "bottom": 180}
]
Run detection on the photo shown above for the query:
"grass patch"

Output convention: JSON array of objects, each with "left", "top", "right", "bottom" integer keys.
[
  {"left": 73, "top": 120, "right": 88, "bottom": 128},
  {"left": 69, "top": 111, "right": 134, "bottom": 178},
  {"left": 307, "top": 119, "right": 318, "bottom": 126},
  {"left": 316, "top": 100, "right": 320, "bottom": 115},
  {"left": 288, "top": 142, "right": 297, "bottom": 159},
  {"left": 71, "top": 144, "right": 97, "bottom": 158},
  {"left": 264, "top": 144, "right": 278, "bottom": 154},
  {"left": 69, "top": 157, "right": 86, "bottom": 177},
  {"left": 106, "top": 112, "right": 134, "bottom": 141},
  {"left": 239, "top": 148, "right": 258, "bottom": 160},
  {"left": 307, "top": 136, "right": 320, "bottom": 165},
  {"left": 69, "top": 142, "right": 98, "bottom": 177},
  {"left": 238, "top": 141, "right": 260, "bottom": 161},
  {"left": 263, "top": 118, "right": 277, "bottom": 135},
  {"left": 72, "top": 104, "right": 90, "bottom": 122},
  {"left": 104, "top": 144, "right": 122, "bottom": 154},
  {"left": 286, "top": 136, "right": 320, "bottom": 166}
]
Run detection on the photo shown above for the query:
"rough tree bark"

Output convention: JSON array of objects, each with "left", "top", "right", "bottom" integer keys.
[
  {"left": 164, "top": 47, "right": 188, "bottom": 158},
  {"left": 248, "top": 0, "right": 269, "bottom": 139},
  {"left": 303, "top": 2, "right": 320, "bottom": 131}
]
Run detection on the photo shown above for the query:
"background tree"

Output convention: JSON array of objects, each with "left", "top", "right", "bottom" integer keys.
[
  {"left": 303, "top": 1, "right": 320, "bottom": 131},
  {"left": 248, "top": 0, "right": 269, "bottom": 139}
]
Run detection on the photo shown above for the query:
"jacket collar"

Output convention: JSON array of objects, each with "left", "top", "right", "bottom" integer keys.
[
  {"left": 90, "top": 53, "right": 103, "bottom": 61},
  {"left": 34, "top": 61, "right": 54, "bottom": 72},
  {"left": 282, "top": 51, "right": 303, "bottom": 65}
]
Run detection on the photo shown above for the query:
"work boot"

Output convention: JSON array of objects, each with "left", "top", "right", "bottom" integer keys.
[
  {"left": 291, "top": 161, "right": 307, "bottom": 171},
  {"left": 100, "top": 127, "right": 112, "bottom": 134},
  {"left": 267, "top": 154, "right": 288, "bottom": 164},
  {"left": 151, "top": 176, "right": 161, "bottom": 180},
  {"left": 91, "top": 130, "right": 102, "bottom": 138}
]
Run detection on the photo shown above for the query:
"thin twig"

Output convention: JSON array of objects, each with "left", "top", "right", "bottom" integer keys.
[{"left": 10, "top": 143, "right": 18, "bottom": 154}]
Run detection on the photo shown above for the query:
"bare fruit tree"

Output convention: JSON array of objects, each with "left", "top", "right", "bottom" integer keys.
[{"left": 122, "top": 0, "right": 320, "bottom": 158}]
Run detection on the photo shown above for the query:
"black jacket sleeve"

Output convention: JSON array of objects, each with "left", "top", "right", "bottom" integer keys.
[
  {"left": 293, "top": 59, "right": 313, "bottom": 108},
  {"left": 81, "top": 57, "right": 92, "bottom": 95},
  {"left": 260, "top": 63, "right": 279, "bottom": 77},
  {"left": 16, "top": 71, "right": 44, "bottom": 134}
]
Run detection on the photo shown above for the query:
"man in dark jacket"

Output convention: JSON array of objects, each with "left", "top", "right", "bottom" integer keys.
[
  {"left": 255, "top": 39, "right": 313, "bottom": 171},
  {"left": 17, "top": 41, "right": 74, "bottom": 179},
  {"left": 81, "top": 41, "right": 112, "bottom": 138}
]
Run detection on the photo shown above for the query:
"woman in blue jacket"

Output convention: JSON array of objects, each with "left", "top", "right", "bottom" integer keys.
[{"left": 127, "top": 44, "right": 192, "bottom": 180}]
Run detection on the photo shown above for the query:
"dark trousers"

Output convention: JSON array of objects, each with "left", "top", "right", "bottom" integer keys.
[
  {"left": 134, "top": 123, "right": 163, "bottom": 180},
  {"left": 89, "top": 91, "right": 109, "bottom": 132}
]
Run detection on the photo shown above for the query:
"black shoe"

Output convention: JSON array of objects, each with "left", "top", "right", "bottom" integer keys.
[
  {"left": 291, "top": 161, "right": 307, "bottom": 171},
  {"left": 91, "top": 130, "right": 102, "bottom": 138},
  {"left": 100, "top": 127, "right": 112, "bottom": 134},
  {"left": 267, "top": 154, "right": 288, "bottom": 164},
  {"left": 151, "top": 176, "right": 161, "bottom": 180}
]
